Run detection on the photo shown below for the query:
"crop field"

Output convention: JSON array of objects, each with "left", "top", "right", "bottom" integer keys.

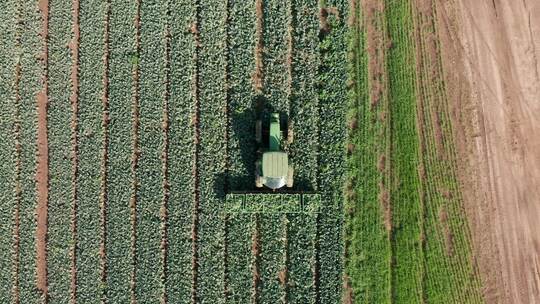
[
  {"left": 0, "top": 0, "right": 347, "bottom": 303},
  {"left": 1, "top": 0, "right": 493, "bottom": 303}
]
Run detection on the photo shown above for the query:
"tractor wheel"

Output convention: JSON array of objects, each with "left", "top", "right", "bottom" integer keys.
[
  {"left": 256, "top": 120, "right": 262, "bottom": 143},
  {"left": 287, "top": 120, "right": 294, "bottom": 144},
  {"left": 286, "top": 166, "right": 294, "bottom": 188}
]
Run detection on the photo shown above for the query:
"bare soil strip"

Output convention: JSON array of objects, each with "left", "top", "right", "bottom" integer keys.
[
  {"left": 36, "top": 0, "right": 49, "bottom": 298},
  {"left": 69, "top": 0, "right": 81, "bottom": 301},
  {"left": 191, "top": 2, "right": 201, "bottom": 302},
  {"left": 100, "top": 0, "right": 111, "bottom": 301},
  {"left": 130, "top": 1, "right": 142, "bottom": 302}
]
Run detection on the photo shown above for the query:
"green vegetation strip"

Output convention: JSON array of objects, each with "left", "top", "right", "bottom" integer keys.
[
  {"left": 345, "top": 0, "right": 391, "bottom": 302},
  {"left": 385, "top": 0, "right": 425, "bottom": 302},
  {"left": 47, "top": 0, "right": 75, "bottom": 301},
  {"left": 196, "top": 0, "right": 227, "bottom": 301},
  {"left": 17, "top": 0, "right": 43, "bottom": 301},
  {"left": 135, "top": 0, "right": 167, "bottom": 302},
  {"left": 0, "top": 0, "right": 17, "bottom": 301},
  {"left": 166, "top": 0, "right": 196, "bottom": 302},
  {"left": 105, "top": 0, "right": 137, "bottom": 301},
  {"left": 317, "top": 0, "right": 348, "bottom": 302},
  {"left": 224, "top": 0, "right": 256, "bottom": 301},
  {"left": 75, "top": 0, "right": 106, "bottom": 300}
]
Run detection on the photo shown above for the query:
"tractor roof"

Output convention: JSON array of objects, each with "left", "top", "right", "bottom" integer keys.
[{"left": 262, "top": 151, "right": 288, "bottom": 178}]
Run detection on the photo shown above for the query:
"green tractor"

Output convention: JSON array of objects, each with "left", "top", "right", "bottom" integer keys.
[{"left": 255, "top": 112, "right": 294, "bottom": 189}]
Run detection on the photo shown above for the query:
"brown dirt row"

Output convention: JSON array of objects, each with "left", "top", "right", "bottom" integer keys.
[
  {"left": 36, "top": 0, "right": 49, "bottom": 298},
  {"left": 69, "top": 0, "right": 81, "bottom": 301},
  {"left": 161, "top": 11, "right": 172, "bottom": 303},
  {"left": 252, "top": 0, "right": 264, "bottom": 94},
  {"left": 99, "top": 1, "right": 111, "bottom": 302},
  {"left": 190, "top": 2, "right": 201, "bottom": 303},
  {"left": 130, "top": 1, "right": 141, "bottom": 303}
]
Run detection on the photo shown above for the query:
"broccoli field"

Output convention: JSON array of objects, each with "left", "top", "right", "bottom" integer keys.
[{"left": 0, "top": 0, "right": 486, "bottom": 303}]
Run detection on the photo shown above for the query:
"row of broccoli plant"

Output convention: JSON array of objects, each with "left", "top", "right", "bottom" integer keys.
[
  {"left": 286, "top": 0, "right": 321, "bottom": 302},
  {"left": 75, "top": 0, "right": 107, "bottom": 301},
  {"left": 105, "top": 0, "right": 138, "bottom": 301},
  {"left": 47, "top": 0, "right": 76, "bottom": 301},
  {"left": 17, "top": 0, "right": 44, "bottom": 301},
  {"left": 166, "top": 0, "right": 198, "bottom": 302},
  {"left": 317, "top": 0, "right": 349, "bottom": 302},
  {"left": 223, "top": 0, "right": 257, "bottom": 302},
  {"left": 195, "top": 0, "right": 228, "bottom": 302},
  {"left": 134, "top": 0, "right": 168, "bottom": 302},
  {"left": 0, "top": 0, "right": 17, "bottom": 300}
]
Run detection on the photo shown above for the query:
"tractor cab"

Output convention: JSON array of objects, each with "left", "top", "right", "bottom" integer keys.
[{"left": 256, "top": 112, "right": 293, "bottom": 189}]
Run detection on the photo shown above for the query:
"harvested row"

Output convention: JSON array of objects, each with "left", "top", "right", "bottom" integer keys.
[
  {"left": 16, "top": 0, "right": 44, "bottom": 301},
  {"left": 75, "top": 0, "right": 106, "bottom": 301},
  {"left": 166, "top": 0, "right": 198, "bottom": 302},
  {"left": 345, "top": 0, "right": 391, "bottom": 302},
  {"left": 135, "top": 0, "right": 167, "bottom": 302},
  {"left": 384, "top": 0, "right": 425, "bottom": 302},
  {"left": 316, "top": 0, "right": 348, "bottom": 302},
  {"left": 258, "top": 0, "right": 291, "bottom": 302},
  {"left": 286, "top": 0, "right": 320, "bottom": 302},
  {"left": 195, "top": 0, "right": 228, "bottom": 302},
  {"left": 47, "top": 0, "right": 75, "bottom": 301},
  {"left": 104, "top": 0, "right": 138, "bottom": 301},
  {"left": 224, "top": 0, "right": 257, "bottom": 302},
  {"left": 0, "top": 0, "right": 17, "bottom": 301}
]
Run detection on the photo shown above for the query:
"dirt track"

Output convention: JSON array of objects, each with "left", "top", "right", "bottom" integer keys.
[{"left": 439, "top": 0, "right": 540, "bottom": 303}]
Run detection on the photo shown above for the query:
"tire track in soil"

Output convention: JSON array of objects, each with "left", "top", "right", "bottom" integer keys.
[
  {"left": 100, "top": 0, "right": 111, "bottom": 301},
  {"left": 37, "top": 0, "right": 49, "bottom": 299},
  {"left": 69, "top": 0, "right": 81, "bottom": 301},
  {"left": 191, "top": 1, "right": 201, "bottom": 302},
  {"left": 130, "top": 1, "right": 141, "bottom": 302}
]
